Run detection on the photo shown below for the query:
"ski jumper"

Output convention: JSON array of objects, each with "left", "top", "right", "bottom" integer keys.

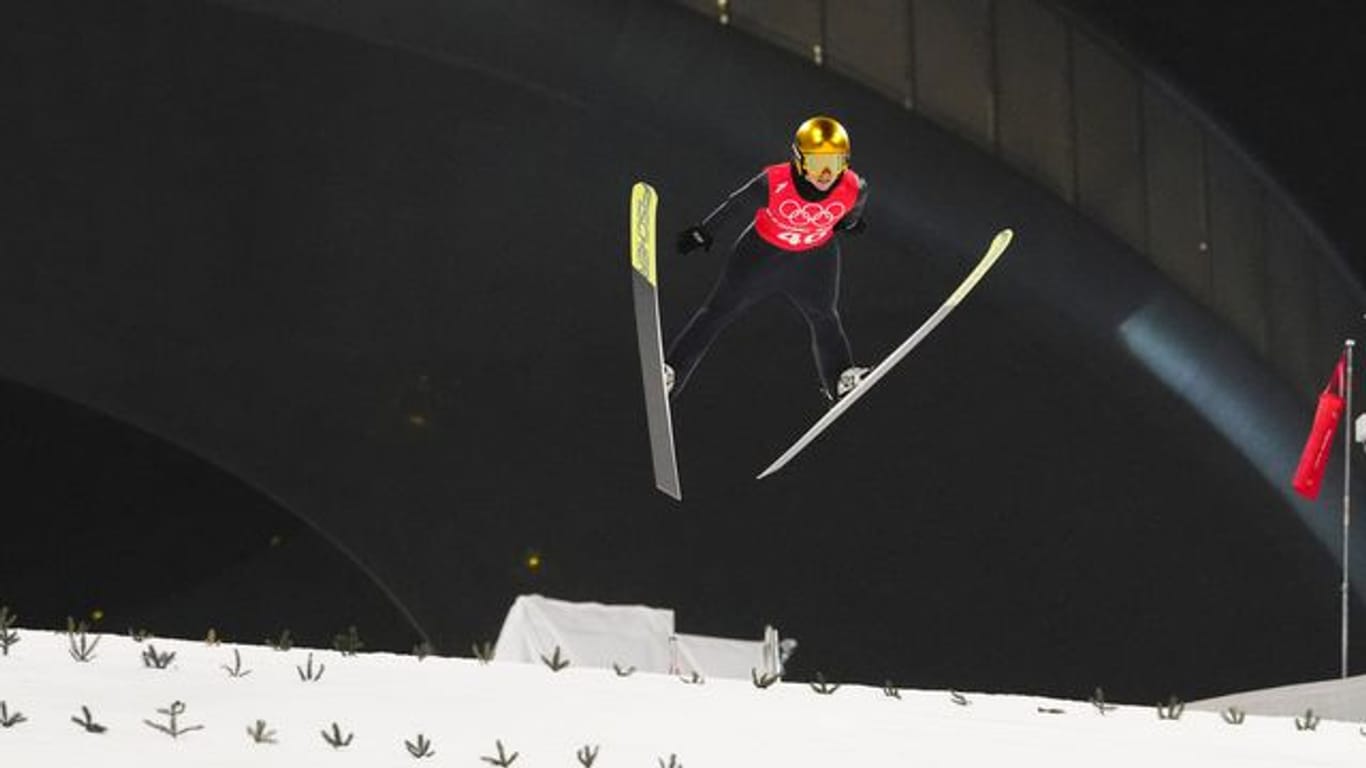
[{"left": 665, "top": 162, "right": 868, "bottom": 399}]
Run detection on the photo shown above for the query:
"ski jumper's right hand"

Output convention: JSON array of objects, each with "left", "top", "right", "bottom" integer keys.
[{"left": 677, "top": 226, "right": 713, "bottom": 254}]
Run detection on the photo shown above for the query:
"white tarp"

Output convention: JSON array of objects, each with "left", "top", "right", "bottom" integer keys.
[
  {"left": 493, "top": 594, "right": 676, "bottom": 672},
  {"left": 674, "top": 630, "right": 776, "bottom": 680},
  {"left": 493, "top": 594, "right": 780, "bottom": 680}
]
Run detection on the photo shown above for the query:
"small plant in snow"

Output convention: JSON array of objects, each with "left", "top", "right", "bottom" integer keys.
[
  {"left": 1, "top": 701, "right": 26, "bottom": 727},
  {"left": 1089, "top": 687, "right": 1117, "bottom": 715},
  {"left": 413, "top": 641, "right": 434, "bottom": 660},
  {"left": 204, "top": 628, "right": 222, "bottom": 646},
  {"left": 405, "top": 732, "right": 436, "bottom": 758},
  {"left": 333, "top": 625, "right": 364, "bottom": 656},
  {"left": 1222, "top": 707, "right": 1246, "bottom": 725},
  {"left": 883, "top": 681, "right": 902, "bottom": 699},
  {"left": 614, "top": 662, "right": 636, "bottom": 677},
  {"left": 128, "top": 627, "right": 152, "bottom": 643},
  {"left": 577, "top": 744, "right": 600, "bottom": 767},
  {"left": 1156, "top": 696, "right": 1185, "bottom": 721},
  {"left": 246, "top": 719, "right": 277, "bottom": 744},
  {"left": 321, "top": 722, "right": 353, "bottom": 749},
  {"left": 142, "top": 644, "right": 176, "bottom": 669},
  {"left": 0, "top": 607, "right": 19, "bottom": 655},
  {"left": 541, "top": 646, "right": 570, "bottom": 672},
  {"left": 659, "top": 754, "right": 683, "bottom": 768},
  {"left": 144, "top": 700, "right": 204, "bottom": 738},
  {"left": 66, "top": 618, "right": 100, "bottom": 662},
  {"left": 1296, "top": 709, "right": 1321, "bottom": 732},
  {"left": 267, "top": 629, "right": 293, "bottom": 651},
  {"left": 71, "top": 705, "right": 107, "bottom": 733},
  {"left": 680, "top": 671, "right": 704, "bottom": 685},
  {"left": 1037, "top": 706, "right": 1066, "bottom": 715},
  {"left": 473, "top": 641, "right": 496, "bottom": 663},
  {"left": 950, "top": 690, "right": 971, "bottom": 707},
  {"left": 751, "top": 668, "right": 778, "bottom": 689},
  {"left": 809, "top": 672, "right": 839, "bottom": 695},
  {"left": 297, "top": 652, "right": 326, "bottom": 682},
  {"left": 481, "top": 739, "right": 519, "bottom": 766},
  {"left": 222, "top": 648, "right": 252, "bottom": 678}
]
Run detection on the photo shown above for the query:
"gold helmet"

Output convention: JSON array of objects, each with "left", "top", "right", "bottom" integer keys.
[{"left": 791, "top": 116, "right": 850, "bottom": 178}]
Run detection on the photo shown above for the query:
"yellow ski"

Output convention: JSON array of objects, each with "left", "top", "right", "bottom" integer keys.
[{"left": 630, "top": 182, "right": 681, "bottom": 499}]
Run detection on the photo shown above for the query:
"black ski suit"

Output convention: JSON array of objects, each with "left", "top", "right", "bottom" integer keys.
[{"left": 666, "top": 164, "right": 869, "bottom": 400}]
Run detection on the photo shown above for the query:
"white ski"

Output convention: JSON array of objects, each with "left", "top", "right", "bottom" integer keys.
[{"left": 757, "top": 228, "right": 1015, "bottom": 480}]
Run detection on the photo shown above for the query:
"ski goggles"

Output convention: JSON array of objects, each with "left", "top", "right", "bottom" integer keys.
[{"left": 798, "top": 152, "right": 849, "bottom": 178}]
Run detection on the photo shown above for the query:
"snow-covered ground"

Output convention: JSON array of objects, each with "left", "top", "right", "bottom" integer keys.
[{"left": 0, "top": 626, "right": 1361, "bottom": 767}]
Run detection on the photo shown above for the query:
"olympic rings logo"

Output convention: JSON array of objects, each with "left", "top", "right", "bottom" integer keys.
[{"left": 777, "top": 199, "right": 846, "bottom": 230}]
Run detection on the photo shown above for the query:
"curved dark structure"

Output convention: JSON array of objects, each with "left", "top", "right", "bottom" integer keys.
[
  {"left": 0, "top": 378, "right": 415, "bottom": 648},
  {"left": 6, "top": 0, "right": 1363, "bottom": 700}
]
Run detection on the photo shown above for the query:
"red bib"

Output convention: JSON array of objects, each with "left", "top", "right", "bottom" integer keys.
[{"left": 753, "top": 163, "right": 860, "bottom": 252}]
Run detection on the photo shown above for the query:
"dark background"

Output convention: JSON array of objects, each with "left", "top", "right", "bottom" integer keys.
[
  {"left": 3, "top": 0, "right": 1363, "bottom": 703},
  {"left": 1055, "top": 0, "right": 1366, "bottom": 282}
]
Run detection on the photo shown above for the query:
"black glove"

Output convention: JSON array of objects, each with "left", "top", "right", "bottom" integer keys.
[
  {"left": 677, "top": 225, "right": 713, "bottom": 254},
  {"left": 837, "top": 217, "right": 866, "bottom": 235}
]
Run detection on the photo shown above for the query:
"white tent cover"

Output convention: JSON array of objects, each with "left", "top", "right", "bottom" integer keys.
[{"left": 493, "top": 594, "right": 779, "bottom": 680}]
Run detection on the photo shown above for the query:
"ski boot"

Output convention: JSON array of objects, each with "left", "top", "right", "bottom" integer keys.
[{"left": 834, "top": 366, "right": 870, "bottom": 400}]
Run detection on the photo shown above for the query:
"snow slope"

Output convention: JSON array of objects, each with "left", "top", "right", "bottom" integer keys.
[{"left": 0, "top": 627, "right": 1360, "bottom": 766}]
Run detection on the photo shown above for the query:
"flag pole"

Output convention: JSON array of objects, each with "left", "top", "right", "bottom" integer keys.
[{"left": 1344, "top": 339, "right": 1355, "bottom": 679}]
